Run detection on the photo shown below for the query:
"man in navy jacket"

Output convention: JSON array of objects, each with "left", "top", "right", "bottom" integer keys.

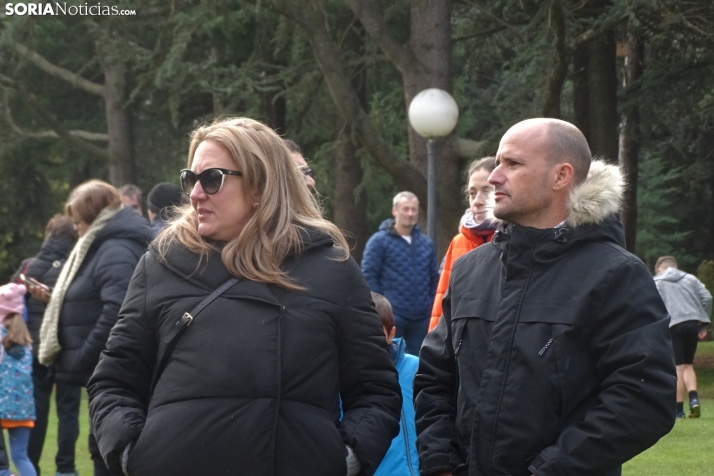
[{"left": 362, "top": 191, "right": 438, "bottom": 355}]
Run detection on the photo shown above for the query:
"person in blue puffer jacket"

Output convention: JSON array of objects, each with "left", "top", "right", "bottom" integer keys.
[
  {"left": 372, "top": 292, "right": 420, "bottom": 476},
  {"left": 362, "top": 192, "right": 438, "bottom": 355}
]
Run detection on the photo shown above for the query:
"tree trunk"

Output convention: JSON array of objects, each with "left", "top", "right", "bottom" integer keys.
[
  {"left": 98, "top": 25, "right": 135, "bottom": 187},
  {"left": 332, "top": 19, "right": 369, "bottom": 262},
  {"left": 103, "top": 58, "right": 135, "bottom": 186},
  {"left": 333, "top": 120, "right": 369, "bottom": 262},
  {"left": 542, "top": 0, "right": 567, "bottom": 119},
  {"left": 572, "top": 45, "right": 590, "bottom": 140},
  {"left": 292, "top": 4, "right": 426, "bottom": 197},
  {"left": 585, "top": 31, "right": 619, "bottom": 161},
  {"left": 618, "top": 34, "right": 643, "bottom": 253},
  {"left": 405, "top": 0, "right": 453, "bottom": 170},
  {"left": 406, "top": 0, "right": 459, "bottom": 255}
]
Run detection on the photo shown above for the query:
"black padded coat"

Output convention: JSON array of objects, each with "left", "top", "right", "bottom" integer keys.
[
  {"left": 414, "top": 215, "right": 677, "bottom": 476},
  {"left": 54, "top": 207, "right": 152, "bottom": 385},
  {"left": 87, "top": 229, "right": 402, "bottom": 476},
  {"left": 24, "top": 235, "right": 75, "bottom": 355}
]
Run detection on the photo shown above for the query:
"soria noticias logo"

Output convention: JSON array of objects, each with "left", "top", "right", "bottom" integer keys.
[{"left": 4, "top": 3, "right": 137, "bottom": 16}]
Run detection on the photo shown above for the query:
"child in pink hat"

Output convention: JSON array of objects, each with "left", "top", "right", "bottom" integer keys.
[
  {"left": 0, "top": 283, "right": 25, "bottom": 323},
  {"left": 0, "top": 282, "right": 37, "bottom": 476}
]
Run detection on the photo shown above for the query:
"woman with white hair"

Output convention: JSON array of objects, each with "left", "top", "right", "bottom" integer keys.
[{"left": 88, "top": 117, "right": 401, "bottom": 476}]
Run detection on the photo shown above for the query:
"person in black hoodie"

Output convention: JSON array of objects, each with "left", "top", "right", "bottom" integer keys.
[
  {"left": 28, "top": 180, "right": 152, "bottom": 476},
  {"left": 19, "top": 215, "right": 79, "bottom": 476},
  {"left": 87, "top": 117, "right": 401, "bottom": 476},
  {"left": 414, "top": 118, "right": 676, "bottom": 476}
]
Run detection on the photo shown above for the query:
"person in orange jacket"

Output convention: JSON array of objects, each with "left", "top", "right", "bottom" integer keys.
[{"left": 428, "top": 157, "right": 497, "bottom": 332}]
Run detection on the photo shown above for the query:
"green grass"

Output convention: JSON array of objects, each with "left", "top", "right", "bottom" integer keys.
[
  {"left": 624, "top": 341, "right": 714, "bottom": 475},
  {"left": 623, "top": 399, "right": 714, "bottom": 474},
  {"left": 7, "top": 343, "right": 714, "bottom": 475}
]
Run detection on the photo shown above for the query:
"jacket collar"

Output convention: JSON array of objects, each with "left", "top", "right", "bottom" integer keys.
[
  {"left": 390, "top": 337, "right": 408, "bottom": 365},
  {"left": 379, "top": 218, "right": 421, "bottom": 238},
  {"left": 149, "top": 226, "right": 335, "bottom": 305}
]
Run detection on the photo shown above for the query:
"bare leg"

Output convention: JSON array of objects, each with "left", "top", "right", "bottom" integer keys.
[
  {"left": 682, "top": 364, "right": 701, "bottom": 417},
  {"left": 682, "top": 364, "right": 697, "bottom": 392},
  {"left": 676, "top": 365, "right": 686, "bottom": 403}
]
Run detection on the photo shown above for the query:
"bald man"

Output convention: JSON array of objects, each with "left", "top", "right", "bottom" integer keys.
[{"left": 414, "top": 118, "right": 676, "bottom": 476}]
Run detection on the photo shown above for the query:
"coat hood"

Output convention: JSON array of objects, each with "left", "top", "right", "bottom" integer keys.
[
  {"left": 95, "top": 206, "right": 154, "bottom": 247},
  {"left": 487, "top": 159, "right": 624, "bottom": 228},
  {"left": 40, "top": 235, "right": 76, "bottom": 260},
  {"left": 654, "top": 267, "right": 686, "bottom": 283}
]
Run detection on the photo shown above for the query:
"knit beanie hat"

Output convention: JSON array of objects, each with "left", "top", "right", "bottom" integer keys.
[
  {"left": 147, "top": 183, "right": 184, "bottom": 220},
  {"left": 0, "top": 283, "right": 26, "bottom": 323}
]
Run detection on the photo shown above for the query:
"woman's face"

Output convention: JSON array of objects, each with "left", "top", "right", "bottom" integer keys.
[
  {"left": 468, "top": 168, "right": 493, "bottom": 223},
  {"left": 74, "top": 219, "right": 90, "bottom": 237},
  {"left": 189, "top": 140, "right": 255, "bottom": 242}
]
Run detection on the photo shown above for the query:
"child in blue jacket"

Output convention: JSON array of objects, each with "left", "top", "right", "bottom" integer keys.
[
  {"left": 372, "top": 292, "right": 420, "bottom": 476},
  {"left": 0, "top": 283, "right": 36, "bottom": 476}
]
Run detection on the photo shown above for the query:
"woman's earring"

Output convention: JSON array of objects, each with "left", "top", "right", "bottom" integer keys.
[{"left": 253, "top": 202, "right": 259, "bottom": 209}]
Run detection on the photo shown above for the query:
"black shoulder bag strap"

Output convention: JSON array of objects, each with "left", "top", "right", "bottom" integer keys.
[{"left": 150, "top": 277, "right": 239, "bottom": 394}]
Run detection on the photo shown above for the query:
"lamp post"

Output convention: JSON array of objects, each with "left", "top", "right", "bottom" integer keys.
[{"left": 408, "top": 88, "right": 459, "bottom": 245}]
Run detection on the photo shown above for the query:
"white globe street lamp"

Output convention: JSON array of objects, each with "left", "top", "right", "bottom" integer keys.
[{"left": 408, "top": 88, "right": 459, "bottom": 244}]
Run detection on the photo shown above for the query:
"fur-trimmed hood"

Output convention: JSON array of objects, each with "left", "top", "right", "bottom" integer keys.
[
  {"left": 566, "top": 159, "right": 624, "bottom": 227},
  {"left": 487, "top": 159, "right": 624, "bottom": 228}
]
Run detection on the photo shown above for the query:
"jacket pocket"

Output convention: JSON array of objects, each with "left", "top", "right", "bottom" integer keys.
[{"left": 450, "top": 313, "right": 495, "bottom": 358}]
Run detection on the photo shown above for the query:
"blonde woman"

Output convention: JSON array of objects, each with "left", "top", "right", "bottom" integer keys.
[{"left": 88, "top": 117, "right": 401, "bottom": 476}]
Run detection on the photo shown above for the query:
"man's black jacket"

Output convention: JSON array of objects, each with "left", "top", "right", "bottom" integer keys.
[{"left": 414, "top": 161, "right": 676, "bottom": 476}]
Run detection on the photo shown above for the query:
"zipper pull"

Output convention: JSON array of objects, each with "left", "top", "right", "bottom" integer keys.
[
  {"left": 538, "top": 338, "right": 554, "bottom": 356},
  {"left": 455, "top": 337, "right": 463, "bottom": 355}
]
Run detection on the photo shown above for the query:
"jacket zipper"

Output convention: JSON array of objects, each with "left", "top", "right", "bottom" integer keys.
[
  {"left": 401, "top": 409, "right": 417, "bottom": 476},
  {"left": 538, "top": 337, "right": 554, "bottom": 356},
  {"left": 455, "top": 337, "right": 463, "bottom": 355}
]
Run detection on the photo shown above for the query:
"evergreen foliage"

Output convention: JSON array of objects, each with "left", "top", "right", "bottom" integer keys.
[
  {"left": 636, "top": 151, "right": 694, "bottom": 271},
  {"left": 1, "top": 0, "right": 713, "bottom": 279},
  {"left": 698, "top": 260, "right": 714, "bottom": 295}
]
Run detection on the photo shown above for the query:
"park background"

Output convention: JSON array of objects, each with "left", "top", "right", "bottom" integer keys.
[
  {"left": 1, "top": 0, "right": 714, "bottom": 473},
  {"left": 1, "top": 0, "right": 714, "bottom": 277}
]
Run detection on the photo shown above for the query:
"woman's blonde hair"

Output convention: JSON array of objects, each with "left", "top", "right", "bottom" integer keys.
[
  {"left": 65, "top": 180, "right": 121, "bottom": 225},
  {"left": 157, "top": 117, "right": 349, "bottom": 289}
]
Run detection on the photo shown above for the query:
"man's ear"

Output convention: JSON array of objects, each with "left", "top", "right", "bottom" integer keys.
[{"left": 552, "top": 163, "right": 575, "bottom": 191}]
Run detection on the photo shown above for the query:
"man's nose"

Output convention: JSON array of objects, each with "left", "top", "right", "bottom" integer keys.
[{"left": 488, "top": 167, "right": 503, "bottom": 185}]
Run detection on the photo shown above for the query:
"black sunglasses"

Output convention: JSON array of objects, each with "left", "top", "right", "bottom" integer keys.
[
  {"left": 299, "top": 167, "right": 315, "bottom": 179},
  {"left": 180, "top": 168, "right": 243, "bottom": 195}
]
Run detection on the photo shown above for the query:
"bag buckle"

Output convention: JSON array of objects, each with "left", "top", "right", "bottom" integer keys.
[{"left": 182, "top": 312, "right": 194, "bottom": 326}]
